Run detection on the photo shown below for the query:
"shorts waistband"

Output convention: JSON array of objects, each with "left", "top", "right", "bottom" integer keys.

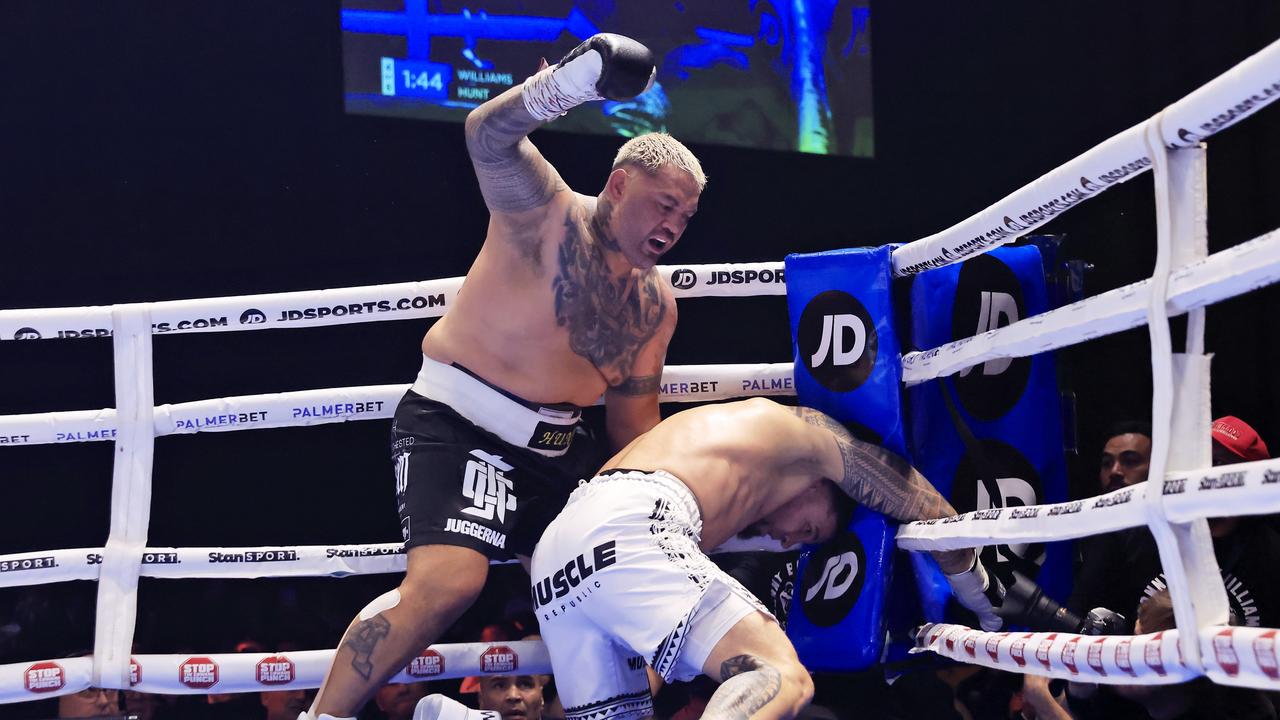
[
  {"left": 411, "top": 354, "right": 581, "bottom": 457},
  {"left": 591, "top": 468, "right": 703, "bottom": 537}
]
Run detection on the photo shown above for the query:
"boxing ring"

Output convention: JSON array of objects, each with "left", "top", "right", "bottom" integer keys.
[{"left": 2, "top": 36, "right": 1280, "bottom": 704}]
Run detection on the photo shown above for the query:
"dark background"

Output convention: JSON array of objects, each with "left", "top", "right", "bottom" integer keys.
[{"left": 1, "top": 0, "right": 1279, "bottom": 661}]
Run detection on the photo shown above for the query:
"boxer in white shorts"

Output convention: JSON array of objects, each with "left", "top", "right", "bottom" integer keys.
[{"left": 525, "top": 398, "right": 1006, "bottom": 720}]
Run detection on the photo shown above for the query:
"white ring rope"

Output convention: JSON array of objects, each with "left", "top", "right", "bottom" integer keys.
[
  {"left": 900, "top": 226, "right": 1280, "bottom": 385},
  {"left": 913, "top": 624, "right": 1280, "bottom": 688},
  {"left": 0, "top": 363, "right": 795, "bottom": 447},
  {"left": 897, "top": 457, "right": 1280, "bottom": 551},
  {"left": 890, "top": 37, "right": 1280, "bottom": 276},
  {"left": 0, "top": 536, "right": 787, "bottom": 590},
  {"left": 0, "top": 641, "right": 552, "bottom": 703},
  {"left": 0, "top": 262, "right": 786, "bottom": 342},
  {"left": 2, "top": 38, "right": 1280, "bottom": 703}
]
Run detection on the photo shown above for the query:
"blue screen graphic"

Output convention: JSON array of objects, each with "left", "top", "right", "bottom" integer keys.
[{"left": 342, "top": 1, "right": 874, "bottom": 157}]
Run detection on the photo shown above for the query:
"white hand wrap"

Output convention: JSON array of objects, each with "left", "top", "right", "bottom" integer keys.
[
  {"left": 521, "top": 50, "right": 605, "bottom": 121},
  {"left": 414, "top": 694, "right": 502, "bottom": 720},
  {"left": 944, "top": 554, "right": 1004, "bottom": 631}
]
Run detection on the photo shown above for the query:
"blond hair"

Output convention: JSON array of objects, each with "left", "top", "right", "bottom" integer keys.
[{"left": 612, "top": 133, "right": 706, "bottom": 190}]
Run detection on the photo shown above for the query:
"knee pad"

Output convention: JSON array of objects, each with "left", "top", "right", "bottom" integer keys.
[{"left": 358, "top": 588, "right": 402, "bottom": 621}]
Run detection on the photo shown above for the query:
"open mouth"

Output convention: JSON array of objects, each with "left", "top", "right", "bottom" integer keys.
[{"left": 647, "top": 236, "right": 669, "bottom": 254}]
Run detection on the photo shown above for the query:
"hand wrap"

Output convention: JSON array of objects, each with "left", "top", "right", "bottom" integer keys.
[
  {"left": 944, "top": 554, "right": 1006, "bottom": 631},
  {"left": 522, "top": 33, "right": 656, "bottom": 121}
]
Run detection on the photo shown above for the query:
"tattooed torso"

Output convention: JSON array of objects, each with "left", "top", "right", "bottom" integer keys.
[
  {"left": 552, "top": 202, "right": 667, "bottom": 386},
  {"left": 422, "top": 193, "right": 670, "bottom": 405}
]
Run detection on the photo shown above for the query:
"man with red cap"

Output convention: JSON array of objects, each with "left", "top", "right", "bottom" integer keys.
[{"left": 1212, "top": 415, "right": 1271, "bottom": 465}]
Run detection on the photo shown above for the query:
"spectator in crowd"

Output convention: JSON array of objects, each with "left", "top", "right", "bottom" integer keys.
[
  {"left": 121, "top": 688, "right": 165, "bottom": 720},
  {"left": 460, "top": 621, "right": 522, "bottom": 695},
  {"left": 1097, "top": 420, "right": 1152, "bottom": 494},
  {"left": 191, "top": 638, "right": 268, "bottom": 718},
  {"left": 1074, "top": 420, "right": 1153, "bottom": 589},
  {"left": 261, "top": 687, "right": 313, "bottom": 720},
  {"left": 56, "top": 687, "right": 121, "bottom": 718},
  {"left": 477, "top": 674, "right": 548, "bottom": 720},
  {"left": 1211, "top": 416, "right": 1270, "bottom": 466},
  {"left": 373, "top": 681, "right": 432, "bottom": 720}
]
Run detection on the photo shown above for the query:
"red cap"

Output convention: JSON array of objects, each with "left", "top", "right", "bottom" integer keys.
[{"left": 1211, "top": 416, "right": 1270, "bottom": 462}]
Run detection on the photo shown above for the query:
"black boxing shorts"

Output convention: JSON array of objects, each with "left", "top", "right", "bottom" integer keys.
[{"left": 391, "top": 356, "right": 600, "bottom": 560}]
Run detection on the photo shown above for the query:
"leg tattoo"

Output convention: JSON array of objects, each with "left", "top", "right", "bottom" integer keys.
[
  {"left": 703, "top": 654, "right": 783, "bottom": 720},
  {"left": 343, "top": 615, "right": 391, "bottom": 680}
]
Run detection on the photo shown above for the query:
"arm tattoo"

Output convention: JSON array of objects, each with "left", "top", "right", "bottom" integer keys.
[
  {"left": 552, "top": 207, "right": 667, "bottom": 385},
  {"left": 465, "top": 86, "right": 565, "bottom": 214},
  {"left": 792, "top": 407, "right": 957, "bottom": 522},
  {"left": 613, "top": 374, "right": 661, "bottom": 396},
  {"left": 342, "top": 615, "right": 390, "bottom": 680},
  {"left": 702, "top": 654, "right": 782, "bottom": 720}
]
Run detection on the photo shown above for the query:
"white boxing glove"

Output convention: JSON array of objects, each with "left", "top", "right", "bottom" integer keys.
[
  {"left": 944, "top": 553, "right": 1006, "bottom": 631},
  {"left": 414, "top": 694, "right": 502, "bottom": 720}
]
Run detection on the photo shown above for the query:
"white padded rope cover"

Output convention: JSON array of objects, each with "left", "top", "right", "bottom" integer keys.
[
  {"left": 0, "top": 363, "right": 794, "bottom": 447},
  {"left": 0, "top": 641, "right": 551, "bottom": 703},
  {"left": 0, "top": 263, "right": 785, "bottom": 342},
  {"left": 915, "top": 623, "right": 1280, "bottom": 690},
  {"left": 900, "top": 227, "right": 1280, "bottom": 385},
  {"left": 896, "top": 457, "right": 1280, "bottom": 552},
  {"left": 890, "top": 37, "right": 1280, "bottom": 276},
  {"left": 0, "top": 536, "right": 788, "bottom": 589}
]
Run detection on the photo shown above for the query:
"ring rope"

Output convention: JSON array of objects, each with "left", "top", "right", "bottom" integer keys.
[
  {"left": 0, "top": 262, "right": 786, "bottom": 342},
  {"left": 900, "top": 226, "right": 1280, "bottom": 385},
  {"left": 897, "top": 456, "right": 1280, "bottom": 552},
  {"left": 0, "top": 641, "right": 552, "bottom": 703},
  {"left": 890, "top": 37, "right": 1280, "bottom": 276},
  {"left": 912, "top": 624, "right": 1280, "bottom": 688},
  {"left": 0, "top": 363, "right": 795, "bottom": 447},
  {"left": 0, "top": 535, "right": 787, "bottom": 590}
]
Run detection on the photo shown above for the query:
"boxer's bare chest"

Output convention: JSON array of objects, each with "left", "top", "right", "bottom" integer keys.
[{"left": 541, "top": 201, "right": 666, "bottom": 386}]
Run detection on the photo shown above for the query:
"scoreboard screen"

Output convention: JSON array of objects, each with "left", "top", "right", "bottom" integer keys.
[{"left": 342, "top": 0, "right": 874, "bottom": 157}]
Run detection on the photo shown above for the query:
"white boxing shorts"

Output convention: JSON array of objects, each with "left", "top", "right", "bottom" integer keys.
[{"left": 530, "top": 468, "right": 774, "bottom": 720}]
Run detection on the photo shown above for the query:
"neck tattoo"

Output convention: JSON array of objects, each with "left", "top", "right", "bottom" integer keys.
[{"left": 591, "top": 195, "right": 621, "bottom": 252}]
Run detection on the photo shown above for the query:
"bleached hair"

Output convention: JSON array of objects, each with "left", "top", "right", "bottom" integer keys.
[{"left": 612, "top": 133, "right": 706, "bottom": 190}]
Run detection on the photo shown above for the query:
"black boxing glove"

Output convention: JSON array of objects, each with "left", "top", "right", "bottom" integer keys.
[{"left": 522, "top": 33, "right": 656, "bottom": 121}]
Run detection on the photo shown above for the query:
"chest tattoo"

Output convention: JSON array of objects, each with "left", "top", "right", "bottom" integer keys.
[{"left": 552, "top": 208, "right": 665, "bottom": 384}]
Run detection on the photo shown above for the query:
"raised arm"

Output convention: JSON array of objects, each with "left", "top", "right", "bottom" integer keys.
[
  {"left": 465, "top": 35, "right": 657, "bottom": 223},
  {"left": 463, "top": 83, "right": 566, "bottom": 220}
]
